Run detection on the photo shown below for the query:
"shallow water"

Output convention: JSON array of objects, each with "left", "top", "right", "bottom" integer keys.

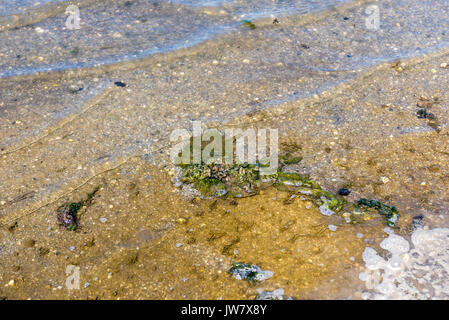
[
  {"left": 1, "top": 0, "right": 449, "bottom": 299},
  {"left": 0, "top": 0, "right": 354, "bottom": 77}
]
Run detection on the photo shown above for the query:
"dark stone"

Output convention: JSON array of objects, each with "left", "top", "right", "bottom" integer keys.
[
  {"left": 114, "top": 81, "right": 127, "bottom": 87},
  {"left": 417, "top": 108, "right": 435, "bottom": 119},
  {"left": 338, "top": 188, "right": 351, "bottom": 196}
]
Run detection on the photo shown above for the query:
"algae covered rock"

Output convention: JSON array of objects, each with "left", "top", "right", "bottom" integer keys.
[
  {"left": 56, "top": 186, "right": 100, "bottom": 231},
  {"left": 229, "top": 263, "right": 273, "bottom": 283},
  {"left": 57, "top": 202, "right": 81, "bottom": 231},
  {"left": 179, "top": 163, "right": 276, "bottom": 198},
  {"left": 357, "top": 199, "right": 400, "bottom": 227},
  {"left": 177, "top": 162, "right": 400, "bottom": 226}
]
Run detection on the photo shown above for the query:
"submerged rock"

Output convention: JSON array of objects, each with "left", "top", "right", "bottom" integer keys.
[
  {"left": 56, "top": 187, "right": 100, "bottom": 231},
  {"left": 338, "top": 188, "right": 351, "bottom": 196},
  {"left": 229, "top": 263, "right": 273, "bottom": 283},
  {"left": 57, "top": 203, "right": 81, "bottom": 231},
  {"left": 178, "top": 162, "right": 399, "bottom": 226},
  {"left": 357, "top": 199, "right": 400, "bottom": 227},
  {"left": 255, "top": 288, "right": 292, "bottom": 300}
]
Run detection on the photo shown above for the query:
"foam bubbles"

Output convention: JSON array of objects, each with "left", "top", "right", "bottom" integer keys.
[
  {"left": 380, "top": 234, "right": 410, "bottom": 255},
  {"left": 359, "top": 228, "right": 449, "bottom": 299}
]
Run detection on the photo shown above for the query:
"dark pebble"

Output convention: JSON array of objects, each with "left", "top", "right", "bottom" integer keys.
[
  {"left": 114, "top": 81, "right": 127, "bottom": 87},
  {"left": 338, "top": 188, "right": 351, "bottom": 196},
  {"left": 70, "top": 87, "right": 83, "bottom": 94},
  {"left": 417, "top": 108, "right": 435, "bottom": 119}
]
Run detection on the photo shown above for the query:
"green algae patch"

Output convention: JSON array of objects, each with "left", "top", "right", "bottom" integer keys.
[
  {"left": 280, "top": 154, "right": 303, "bottom": 165},
  {"left": 178, "top": 162, "right": 400, "bottom": 227},
  {"left": 357, "top": 199, "right": 400, "bottom": 227},
  {"left": 180, "top": 163, "right": 269, "bottom": 198},
  {"left": 57, "top": 186, "right": 100, "bottom": 231},
  {"left": 70, "top": 47, "right": 80, "bottom": 56},
  {"left": 241, "top": 20, "right": 256, "bottom": 29}
]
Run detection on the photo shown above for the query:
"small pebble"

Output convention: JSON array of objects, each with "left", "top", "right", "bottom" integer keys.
[
  {"left": 99, "top": 217, "right": 107, "bottom": 223},
  {"left": 328, "top": 225, "right": 337, "bottom": 232},
  {"left": 114, "top": 81, "right": 127, "bottom": 87},
  {"left": 338, "top": 188, "right": 351, "bottom": 196},
  {"left": 380, "top": 176, "right": 390, "bottom": 184},
  {"left": 176, "top": 243, "right": 182, "bottom": 248}
]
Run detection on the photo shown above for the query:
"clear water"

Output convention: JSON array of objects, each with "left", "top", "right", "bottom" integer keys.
[{"left": 0, "top": 0, "right": 353, "bottom": 77}]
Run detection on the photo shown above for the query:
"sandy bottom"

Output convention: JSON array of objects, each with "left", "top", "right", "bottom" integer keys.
[
  {"left": 1, "top": 157, "right": 402, "bottom": 299},
  {"left": 1, "top": 0, "right": 449, "bottom": 299}
]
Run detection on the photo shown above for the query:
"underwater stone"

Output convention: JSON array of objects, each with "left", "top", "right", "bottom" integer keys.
[
  {"left": 229, "top": 263, "right": 273, "bottom": 282},
  {"left": 338, "top": 188, "right": 351, "bottom": 196},
  {"left": 255, "top": 288, "right": 292, "bottom": 300},
  {"left": 57, "top": 203, "right": 80, "bottom": 231},
  {"left": 178, "top": 163, "right": 399, "bottom": 227},
  {"left": 319, "top": 205, "right": 335, "bottom": 216}
]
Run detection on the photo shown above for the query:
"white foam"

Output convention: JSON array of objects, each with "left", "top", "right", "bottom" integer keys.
[
  {"left": 359, "top": 228, "right": 449, "bottom": 299},
  {"left": 380, "top": 234, "right": 410, "bottom": 255}
]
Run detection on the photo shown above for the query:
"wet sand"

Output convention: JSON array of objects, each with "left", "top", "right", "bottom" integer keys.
[{"left": 1, "top": 0, "right": 449, "bottom": 299}]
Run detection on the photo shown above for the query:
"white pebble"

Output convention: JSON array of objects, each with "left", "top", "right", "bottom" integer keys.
[{"left": 380, "top": 176, "right": 390, "bottom": 184}]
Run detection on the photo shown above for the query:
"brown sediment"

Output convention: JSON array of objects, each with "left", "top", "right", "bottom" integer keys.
[
  {"left": 1, "top": 0, "right": 449, "bottom": 299},
  {"left": 0, "top": 157, "right": 397, "bottom": 299}
]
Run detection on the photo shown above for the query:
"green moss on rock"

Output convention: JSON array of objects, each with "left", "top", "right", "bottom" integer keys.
[{"left": 178, "top": 162, "right": 399, "bottom": 226}]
